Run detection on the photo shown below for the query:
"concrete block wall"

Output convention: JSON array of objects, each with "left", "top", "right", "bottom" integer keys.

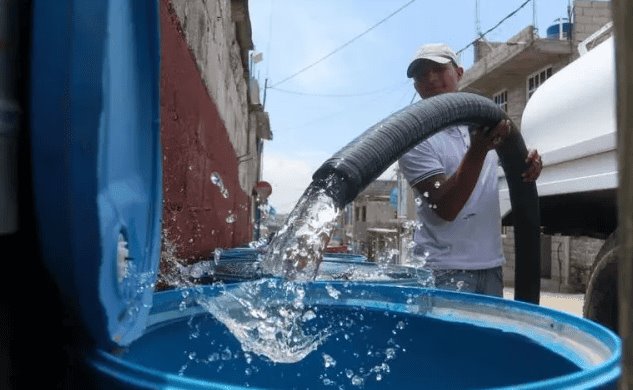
[
  {"left": 501, "top": 227, "right": 516, "bottom": 285},
  {"left": 549, "top": 234, "right": 571, "bottom": 291},
  {"left": 502, "top": 227, "right": 605, "bottom": 293},
  {"left": 573, "top": 1, "right": 612, "bottom": 48},
  {"left": 568, "top": 235, "right": 604, "bottom": 291}
]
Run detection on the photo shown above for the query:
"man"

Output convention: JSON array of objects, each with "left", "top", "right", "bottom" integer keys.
[{"left": 398, "top": 43, "right": 542, "bottom": 297}]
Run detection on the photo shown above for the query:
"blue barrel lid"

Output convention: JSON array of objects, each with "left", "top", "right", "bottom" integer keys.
[{"left": 29, "top": 0, "right": 161, "bottom": 348}]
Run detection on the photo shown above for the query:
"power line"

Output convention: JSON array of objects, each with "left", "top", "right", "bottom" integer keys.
[
  {"left": 456, "top": 0, "right": 532, "bottom": 55},
  {"left": 274, "top": 81, "right": 411, "bottom": 133},
  {"left": 269, "top": 0, "right": 418, "bottom": 88},
  {"left": 268, "top": 80, "right": 408, "bottom": 98}
]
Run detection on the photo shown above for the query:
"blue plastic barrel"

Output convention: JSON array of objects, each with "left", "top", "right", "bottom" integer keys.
[
  {"left": 197, "top": 247, "right": 423, "bottom": 285},
  {"left": 88, "top": 280, "right": 620, "bottom": 389}
]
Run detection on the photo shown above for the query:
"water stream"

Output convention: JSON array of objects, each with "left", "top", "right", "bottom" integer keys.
[{"left": 260, "top": 182, "right": 341, "bottom": 281}]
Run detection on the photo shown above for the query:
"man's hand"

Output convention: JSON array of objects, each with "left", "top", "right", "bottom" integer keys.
[
  {"left": 470, "top": 119, "right": 512, "bottom": 152},
  {"left": 522, "top": 149, "right": 542, "bottom": 182}
]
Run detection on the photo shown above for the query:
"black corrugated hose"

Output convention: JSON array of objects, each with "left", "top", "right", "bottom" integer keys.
[{"left": 311, "top": 92, "right": 541, "bottom": 304}]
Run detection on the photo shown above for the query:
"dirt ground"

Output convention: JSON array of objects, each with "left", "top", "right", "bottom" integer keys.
[{"left": 503, "top": 287, "right": 585, "bottom": 317}]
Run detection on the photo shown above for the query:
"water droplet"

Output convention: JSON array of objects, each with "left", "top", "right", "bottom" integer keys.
[
  {"left": 322, "top": 378, "right": 335, "bottom": 386},
  {"left": 423, "top": 191, "right": 429, "bottom": 198},
  {"left": 226, "top": 213, "right": 237, "bottom": 224},
  {"left": 221, "top": 348, "right": 232, "bottom": 360},
  {"left": 325, "top": 284, "right": 341, "bottom": 299},
  {"left": 210, "top": 172, "right": 230, "bottom": 198},
  {"left": 322, "top": 353, "right": 336, "bottom": 368},
  {"left": 302, "top": 310, "right": 316, "bottom": 322},
  {"left": 351, "top": 375, "right": 364, "bottom": 386},
  {"left": 214, "top": 248, "right": 222, "bottom": 265},
  {"left": 414, "top": 197, "right": 422, "bottom": 206},
  {"left": 433, "top": 181, "right": 441, "bottom": 188}
]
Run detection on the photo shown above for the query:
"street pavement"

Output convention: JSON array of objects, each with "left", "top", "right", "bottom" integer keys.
[{"left": 503, "top": 287, "right": 584, "bottom": 317}]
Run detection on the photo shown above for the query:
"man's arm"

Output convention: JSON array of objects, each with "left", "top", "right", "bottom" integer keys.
[{"left": 413, "top": 119, "right": 511, "bottom": 221}]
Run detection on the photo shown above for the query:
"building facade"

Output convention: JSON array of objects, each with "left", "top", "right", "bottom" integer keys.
[
  {"left": 345, "top": 180, "right": 400, "bottom": 261},
  {"left": 159, "top": 0, "right": 271, "bottom": 273}
]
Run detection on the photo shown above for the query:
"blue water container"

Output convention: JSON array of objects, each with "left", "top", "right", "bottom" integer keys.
[
  {"left": 30, "top": 0, "right": 161, "bottom": 349},
  {"left": 88, "top": 281, "right": 621, "bottom": 389},
  {"left": 546, "top": 18, "right": 572, "bottom": 39},
  {"left": 28, "top": 1, "right": 621, "bottom": 389}
]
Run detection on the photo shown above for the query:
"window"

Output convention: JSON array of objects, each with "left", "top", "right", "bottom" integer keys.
[
  {"left": 493, "top": 90, "right": 508, "bottom": 112},
  {"left": 361, "top": 206, "right": 366, "bottom": 222},
  {"left": 355, "top": 206, "right": 360, "bottom": 222},
  {"left": 527, "top": 66, "right": 553, "bottom": 99}
]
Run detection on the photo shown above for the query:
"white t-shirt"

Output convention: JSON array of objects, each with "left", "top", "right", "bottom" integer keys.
[{"left": 398, "top": 125, "right": 505, "bottom": 270}]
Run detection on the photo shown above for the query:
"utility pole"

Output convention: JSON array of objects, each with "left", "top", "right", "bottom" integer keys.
[
  {"left": 475, "top": 0, "right": 482, "bottom": 37},
  {"left": 263, "top": 78, "right": 268, "bottom": 109},
  {"left": 532, "top": 0, "right": 537, "bottom": 34}
]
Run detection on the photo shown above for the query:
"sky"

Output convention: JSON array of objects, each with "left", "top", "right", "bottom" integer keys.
[{"left": 248, "top": 0, "right": 575, "bottom": 214}]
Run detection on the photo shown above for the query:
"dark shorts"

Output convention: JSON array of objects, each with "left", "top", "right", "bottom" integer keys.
[{"left": 432, "top": 266, "right": 504, "bottom": 298}]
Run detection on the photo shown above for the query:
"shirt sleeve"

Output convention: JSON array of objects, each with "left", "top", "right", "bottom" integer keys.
[{"left": 398, "top": 139, "right": 444, "bottom": 187}]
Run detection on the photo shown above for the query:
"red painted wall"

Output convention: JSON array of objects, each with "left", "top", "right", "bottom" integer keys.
[{"left": 159, "top": 0, "right": 252, "bottom": 263}]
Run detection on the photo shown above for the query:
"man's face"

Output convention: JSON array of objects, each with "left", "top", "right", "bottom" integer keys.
[{"left": 413, "top": 60, "right": 463, "bottom": 98}]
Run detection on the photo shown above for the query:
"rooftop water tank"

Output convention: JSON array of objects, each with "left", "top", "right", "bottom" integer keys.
[{"left": 546, "top": 18, "right": 572, "bottom": 39}]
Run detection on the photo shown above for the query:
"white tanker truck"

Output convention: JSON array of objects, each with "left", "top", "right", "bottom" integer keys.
[{"left": 498, "top": 35, "right": 619, "bottom": 331}]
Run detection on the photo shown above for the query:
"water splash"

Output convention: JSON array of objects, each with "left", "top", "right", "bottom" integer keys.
[
  {"left": 195, "top": 278, "right": 331, "bottom": 364},
  {"left": 157, "top": 175, "right": 437, "bottom": 372}
]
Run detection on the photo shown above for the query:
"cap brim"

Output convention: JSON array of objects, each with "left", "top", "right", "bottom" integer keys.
[{"left": 406, "top": 56, "right": 453, "bottom": 78}]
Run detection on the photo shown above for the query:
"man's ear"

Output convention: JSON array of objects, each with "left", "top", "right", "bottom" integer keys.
[
  {"left": 413, "top": 80, "right": 424, "bottom": 96},
  {"left": 455, "top": 66, "right": 464, "bottom": 81}
]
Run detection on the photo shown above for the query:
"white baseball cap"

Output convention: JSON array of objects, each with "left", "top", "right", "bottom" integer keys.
[{"left": 406, "top": 43, "right": 459, "bottom": 78}]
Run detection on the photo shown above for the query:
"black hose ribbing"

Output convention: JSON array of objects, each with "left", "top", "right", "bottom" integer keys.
[
  {"left": 496, "top": 129, "right": 541, "bottom": 304},
  {"left": 312, "top": 92, "right": 541, "bottom": 304}
]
